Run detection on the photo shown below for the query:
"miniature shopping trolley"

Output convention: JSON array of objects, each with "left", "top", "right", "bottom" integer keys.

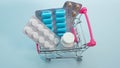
[{"left": 23, "top": 1, "right": 96, "bottom": 62}]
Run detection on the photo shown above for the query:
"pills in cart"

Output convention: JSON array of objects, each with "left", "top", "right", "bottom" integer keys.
[
  {"left": 41, "top": 10, "right": 52, "bottom": 19},
  {"left": 72, "top": 11, "right": 77, "bottom": 17},
  {"left": 56, "top": 22, "right": 66, "bottom": 28},
  {"left": 37, "top": 24, "right": 44, "bottom": 32},
  {"left": 56, "top": 17, "right": 66, "bottom": 23},
  {"left": 49, "top": 34, "right": 54, "bottom": 41},
  {"left": 67, "top": 2, "right": 72, "bottom": 7},
  {"left": 43, "top": 29, "right": 50, "bottom": 36},
  {"left": 44, "top": 41, "right": 50, "bottom": 48},
  {"left": 23, "top": 1, "right": 96, "bottom": 61},
  {"left": 32, "top": 32, "right": 39, "bottom": 41},
  {"left": 39, "top": 36, "right": 45, "bottom": 44},
  {"left": 30, "top": 19, "right": 39, "bottom": 27},
  {"left": 56, "top": 28, "right": 66, "bottom": 33},
  {"left": 42, "top": 18, "right": 52, "bottom": 24},
  {"left": 24, "top": 16, "right": 60, "bottom": 50},
  {"left": 55, "top": 9, "right": 66, "bottom": 17},
  {"left": 36, "top": 8, "right": 67, "bottom": 37},
  {"left": 35, "top": 1, "right": 82, "bottom": 37},
  {"left": 24, "top": 26, "right": 33, "bottom": 37},
  {"left": 75, "top": 4, "right": 80, "bottom": 11}
]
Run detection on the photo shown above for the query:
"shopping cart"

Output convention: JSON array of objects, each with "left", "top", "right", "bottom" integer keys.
[{"left": 34, "top": 1, "right": 96, "bottom": 62}]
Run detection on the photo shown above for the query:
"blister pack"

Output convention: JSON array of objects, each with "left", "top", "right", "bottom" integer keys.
[
  {"left": 35, "top": 1, "right": 82, "bottom": 37},
  {"left": 63, "top": 1, "right": 82, "bottom": 43},
  {"left": 35, "top": 8, "right": 67, "bottom": 37},
  {"left": 63, "top": 1, "right": 82, "bottom": 17},
  {"left": 63, "top": 1, "right": 82, "bottom": 27},
  {"left": 23, "top": 16, "right": 60, "bottom": 50}
]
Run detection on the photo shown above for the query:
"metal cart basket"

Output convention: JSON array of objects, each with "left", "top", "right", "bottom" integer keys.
[{"left": 24, "top": 1, "right": 96, "bottom": 62}]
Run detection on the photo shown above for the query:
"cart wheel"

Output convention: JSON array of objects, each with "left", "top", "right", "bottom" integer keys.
[
  {"left": 46, "top": 58, "right": 51, "bottom": 62},
  {"left": 76, "top": 56, "right": 82, "bottom": 62}
]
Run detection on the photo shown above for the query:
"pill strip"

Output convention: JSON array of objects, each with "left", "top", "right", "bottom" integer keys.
[
  {"left": 63, "top": 1, "right": 82, "bottom": 17},
  {"left": 63, "top": 1, "right": 82, "bottom": 32},
  {"left": 23, "top": 16, "right": 60, "bottom": 50},
  {"left": 36, "top": 9, "right": 67, "bottom": 37},
  {"left": 41, "top": 10, "right": 53, "bottom": 31},
  {"left": 55, "top": 9, "right": 67, "bottom": 37},
  {"left": 35, "top": 1, "right": 82, "bottom": 37}
]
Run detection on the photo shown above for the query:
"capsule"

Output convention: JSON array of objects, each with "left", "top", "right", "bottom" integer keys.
[
  {"left": 72, "top": 11, "right": 77, "bottom": 17},
  {"left": 75, "top": 4, "right": 80, "bottom": 11},
  {"left": 42, "top": 18, "right": 52, "bottom": 24},
  {"left": 57, "top": 33, "right": 64, "bottom": 37},
  {"left": 56, "top": 27, "right": 66, "bottom": 33},
  {"left": 56, "top": 22, "right": 66, "bottom": 28},
  {"left": 55, "top": 9, "right": 66, "bottom": 17},
  {"left": 41, "top": 10, "right": 52, "bottom": 19},
  {"left": 46, "top": 24, "right": 53, "bottom": 29},
  {"left": 56, "top": 17, "right": 66, "bottom": 23},
  {"left": 67, "top": 2, "right": 72, "bottom": 7}
]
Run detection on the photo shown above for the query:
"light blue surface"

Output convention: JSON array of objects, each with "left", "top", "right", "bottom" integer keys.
[{"left": 0, "top": 0, "right": 120, "bottom": 68}]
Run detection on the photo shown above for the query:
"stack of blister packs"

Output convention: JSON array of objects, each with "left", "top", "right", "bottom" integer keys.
[{"left": 24, "top": 1, "right": 82, "bottom": 50}]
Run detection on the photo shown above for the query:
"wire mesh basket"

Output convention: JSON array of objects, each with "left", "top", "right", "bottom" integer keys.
[{"left": 24, "top": 1, "right": 96, "bottom": 62}]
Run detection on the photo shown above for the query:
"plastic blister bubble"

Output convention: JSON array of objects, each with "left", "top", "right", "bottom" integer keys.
[
  {"left": 43, "top": 29, "right": 50, "bottom": 37},
  {"left": 44, "top": 41, "right": 50, "bottom": 48},
  {"left": 32, "top": 32, "right": 39, "bottom": 41},
  {"left": 30, "top": 18, "right": 39, "bottom": 28},
  {"left": 24, "top": 26, "right": 33, "bottom": 37},
  {"left": 39, "top": 36, "right": 45, "bottom": 44},
  {"left": 50, "top": 34, "right": 55, "bottom": 42}
]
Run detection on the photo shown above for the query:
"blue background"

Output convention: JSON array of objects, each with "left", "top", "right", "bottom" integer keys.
[{"left": 0, "top": 0, "right": 120, "bottom": 68}]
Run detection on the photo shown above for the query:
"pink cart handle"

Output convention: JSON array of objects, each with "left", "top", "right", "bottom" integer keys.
[
  {"left": 79, "top": 7, "right": 96, "bottom": 47},
  {"left": 36, "top": 43, "right": 40, "bottom": 54}
]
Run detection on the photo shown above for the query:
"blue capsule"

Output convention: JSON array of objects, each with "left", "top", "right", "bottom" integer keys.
[
  {"left": 56, "top": 17, "right": 66, "bottom": 23},
  {"left": 46, "top": 24, "right": 53, "bottom": 29},
  {"left": 56, "top": 27, "right": 66, "bottom": 33},
  {"left": 55, "top": 9, "right": 66, "bottom": 17},
  {"left": 56, "top": 22, "right": 66, "bottom": 28},
  {"left": 42, "top": 18, "right": 52, "bottom": 24},
  {"left": 57, "top": 33, "right": 65, "bottom": 37},
  {"left": 41, "top": 10, "right": 52, "bottom": 19}
]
